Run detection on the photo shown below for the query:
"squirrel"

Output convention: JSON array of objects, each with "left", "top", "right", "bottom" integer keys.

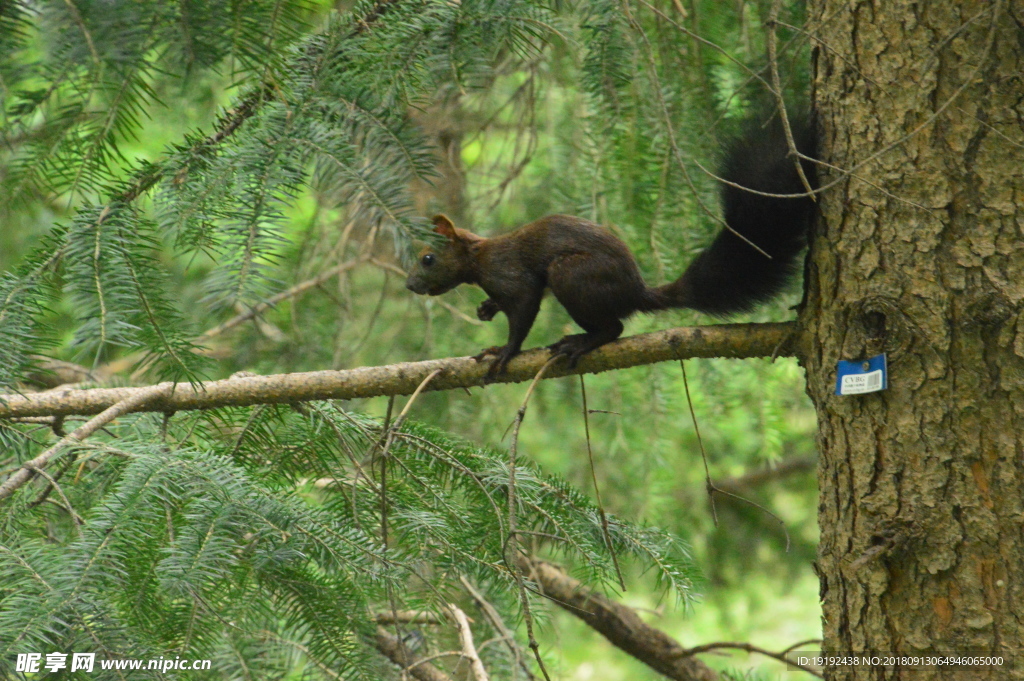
[{"left": 405, "top": 115, "right": 817, "bottom": 375}]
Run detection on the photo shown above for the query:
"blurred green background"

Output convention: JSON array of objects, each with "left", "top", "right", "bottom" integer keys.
[{"left": 0, "top": 0, "right": 819, "bottom": 677}]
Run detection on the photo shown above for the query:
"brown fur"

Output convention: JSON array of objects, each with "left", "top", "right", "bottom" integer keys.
[
  {"left": 404, "top": 118, "right": 816, "bottom": 374},
  {"left": 406, "top": 214, "right": 662, "bottom": 373}
]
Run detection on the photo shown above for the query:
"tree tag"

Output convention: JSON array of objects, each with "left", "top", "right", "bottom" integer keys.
[{"left": 835, "top": 354, "right": 887, "bottom": 395}]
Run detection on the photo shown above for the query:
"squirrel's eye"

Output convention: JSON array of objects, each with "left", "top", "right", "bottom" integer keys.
[{"left": 421, "top": 253, "right": 435, "bottom": 267}]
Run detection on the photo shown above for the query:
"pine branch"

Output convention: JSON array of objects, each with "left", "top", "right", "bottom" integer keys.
[
  {"left": 17, "top": 0, "right": 401, "bottom": 243},
  {"left": 0, "top": 322, "right": 797, "bottom": 419},
  {"left": 116, "top": 0, "right": 403, "bottom": 208}
]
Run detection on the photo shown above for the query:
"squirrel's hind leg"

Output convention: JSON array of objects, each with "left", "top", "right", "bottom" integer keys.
[
  {"left": 548, "top": 319, "right": 624, "bottom": 368},
  {"left": 546, "top": 253, "right": 637, "bottom": 366}
]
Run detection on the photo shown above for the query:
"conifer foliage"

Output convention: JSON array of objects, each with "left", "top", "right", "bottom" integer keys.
[{"left": 0, "top": 0, "right": 779, "bottom": 676}]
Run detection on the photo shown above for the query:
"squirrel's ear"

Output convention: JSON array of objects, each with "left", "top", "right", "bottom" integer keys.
[{"left": 431, "top": 214, "right": 457, "bottom": 240}]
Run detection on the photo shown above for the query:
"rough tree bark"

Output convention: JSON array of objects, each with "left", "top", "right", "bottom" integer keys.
[{"left": 801, "top": 1, "right": 1024, "bottom": 679}]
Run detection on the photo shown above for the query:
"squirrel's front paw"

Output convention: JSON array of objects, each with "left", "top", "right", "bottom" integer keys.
[
  {"left": 476, "top": 299, "right": 500, "bottom": 322},
  {"left": 472, "top": 346, "right": 504, "bottom": 362},
  {"left": 472, "top": 344, "right": 518, "bottom": 378}
]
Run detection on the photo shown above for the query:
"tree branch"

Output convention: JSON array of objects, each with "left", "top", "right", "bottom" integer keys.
[
  {"left": 374, "top": 627, "right": 455, "bottom": 681},
  {"left": 460, "top": 575, "right": 536, "bottom": 681},
  {"left": 519, "top": 556, "right": 822, "bottom": 679},
  {"left": 0, "top": 323, "right": 797, "bottom": 419},
  {"left": 197, "top": 258, "right": 368, "bottom": 342},
  {"left": 712, "top": 455, "right": 816, "bottom": 496},
  {"left": 0, "top": 384, "right": 172, "bottom": 501},
  {"left": 447, "top": 604, "right": 490, "bottom": 681},
  {"left": 685, "top": 641, "right": 821, "bottom": 677},
  {"left": 24, "top": 357, "right": 98, "bottom": 390},
  {"left": 518, "top": 556, "right": 719, "bottom": 681},
  {"left": 374, "top": 610, "right": 442, "bottom": 625}
]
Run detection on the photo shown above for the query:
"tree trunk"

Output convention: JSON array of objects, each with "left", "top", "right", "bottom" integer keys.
[{"left": 801, "top": 2, "right": 1024, "bottom": 679}]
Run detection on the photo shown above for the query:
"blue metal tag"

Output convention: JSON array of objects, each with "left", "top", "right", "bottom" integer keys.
[{"left": 835, "top": 354, "right": 887, "bottom": 395}]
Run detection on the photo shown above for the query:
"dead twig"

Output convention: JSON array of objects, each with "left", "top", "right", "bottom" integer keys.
[
  {"left": 683, "top": 641, "right": 822, "bottom": 677},
  {"left": 766, "top": 0, "right": 816, "bottom": 201},
  {"left": 580, "top": 375, "right": 625, "bottom": 590},
  {"left": 506, "top": 356, "right": 560, "bottom": 681},
  {"left": 448, "top": 603, "right": 490, "bottom": 681},
  {"left": 374, "top": 611, "right": 443, "bottom": 625},
  {"left": 198, "top": 259, "right": 367, "bottom": 341},
  {"left": 460, "top": 575, "right": 536, "bottom": 681}
]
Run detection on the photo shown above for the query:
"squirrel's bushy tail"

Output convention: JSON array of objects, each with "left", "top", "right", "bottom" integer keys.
[{"left": 646, "top": 115, "right": 818, "bottom": 316}]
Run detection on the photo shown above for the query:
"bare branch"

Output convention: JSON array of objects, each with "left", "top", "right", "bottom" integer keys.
[
  {"left": 766, "top": 0, "right": 816, "bottom": 201},
  {"left": 507, "top": 358, "right": 560, "bottom": 681},
  {"left": 198, "top": 259, "right": 368, "bottom": 342},
  {"left": 685, "top": 642, "right": 822, "bottom": 677},
  {"left": 23, "top": 357, "right": 98, "bottom": 390},
  {"left": 374, "top": 611, "right": 443, "bottom": 625},
  {"left": 448, "top": 604, "right": 490, "bottom": 681},
  {"left": 518, "top": 556, "right": 719, "bottom": 681},
  {"left": 460, "top": 575, "right": 536, "bottom": 681},
  {"left": 0, "top": 322, "right": 798, "bottom": 419},
  {"left": 713, "top": 456, "right": 816, "bottom": 496}
]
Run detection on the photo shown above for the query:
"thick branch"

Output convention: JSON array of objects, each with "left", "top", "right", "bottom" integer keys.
[
  {"left": 520, "top": 556, "right": 718, "bottom": 681},
  {"left": 0, "top": 323, "right": 796, "bottom": 419}
]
